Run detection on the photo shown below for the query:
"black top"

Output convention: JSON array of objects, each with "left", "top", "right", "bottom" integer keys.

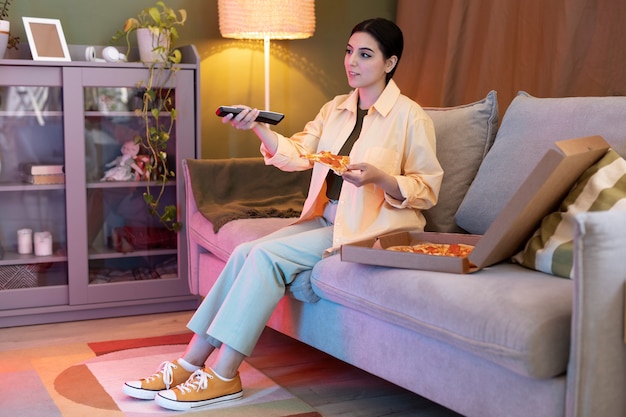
[{"left": 326, "top": 107, "right": 368, "bottom": 200}]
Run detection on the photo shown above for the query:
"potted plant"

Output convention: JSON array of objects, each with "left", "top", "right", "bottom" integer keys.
[
  {"left": 0, "top": 0, "right": 20, "bottom": 59},
  {"left": 114, "top": 0, "right": 186, "bottom": 64},
  {"left": 113, "top": 1, "right": 187, "bottom": 231}
]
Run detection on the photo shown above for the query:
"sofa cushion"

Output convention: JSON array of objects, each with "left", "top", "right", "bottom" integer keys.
[
  {"left": 513, "top": 149, "right": 626, "bottom": 277},
  {"left": 312, "top": 256, "right": 572, "bottom": 379},
  {"left": 456, "top": 91, "right": 626, "bottom": 235},
  {"left": 423, "top": 90, "right": 499, "bottom": 233}
]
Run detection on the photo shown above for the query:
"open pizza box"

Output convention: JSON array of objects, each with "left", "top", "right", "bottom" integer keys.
[{"left": 341, "top": 135, "right": 611, "bottom": 274}]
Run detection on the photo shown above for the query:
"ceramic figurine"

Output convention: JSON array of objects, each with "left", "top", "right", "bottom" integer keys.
[{"left": 101, "top": 140, "right": 144, "bottom": 181}]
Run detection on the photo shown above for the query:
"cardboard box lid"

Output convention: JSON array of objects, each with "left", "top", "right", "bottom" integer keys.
[{"left": 468, "top": 135, "right": 609, "bottom": 268}]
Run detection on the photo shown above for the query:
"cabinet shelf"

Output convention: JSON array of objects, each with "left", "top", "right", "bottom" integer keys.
[
  {"left": 0, "top": 251, "right": 67, "bottom": 266},
  {"left": 88, "top": 245, "right": 177, "bottom": 260},
  {"left": 0, "top": 111, "right": 64, "bottom": 118},
  {"left": 84, "top": 111, "right": 173, "bottom": 118},
  {"left": 0, "top": 182, "right": 66, "bottom": 191},
  {"left": 87, "top": 180, "right": 175, "bottom": 189}
]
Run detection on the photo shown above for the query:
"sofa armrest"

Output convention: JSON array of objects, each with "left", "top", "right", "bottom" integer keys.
[
  {"left": 567, "top": 210, "right": 626, "bottom": 417},
  {"left": 182, "top": 159, "right": 200, "bottom": 219},
  {"left": 182, "top": 158, "right": 310, "bottom": 295}
]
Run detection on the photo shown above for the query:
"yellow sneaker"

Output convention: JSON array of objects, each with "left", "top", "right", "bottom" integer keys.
[
  {"left": 155, "top": 367, "right": 243, "bottom": 411},
  {"left": 123, "top": 360, "right": 194, "bottom": 400}
]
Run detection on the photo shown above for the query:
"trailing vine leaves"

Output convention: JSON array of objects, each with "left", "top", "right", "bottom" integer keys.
[
  {"left": 135, "top": 62, "right": 182, "bottom": 232},
  {"left": 114, "top": 1, "right": 187, "bottom": 232}
]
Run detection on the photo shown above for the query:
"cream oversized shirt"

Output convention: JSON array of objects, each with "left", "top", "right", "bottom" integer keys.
[{"left": 261, "top": 80, "right": 443, "bottom": 251}]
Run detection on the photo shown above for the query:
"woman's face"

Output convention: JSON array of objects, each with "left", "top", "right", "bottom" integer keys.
[{"left": 344, "top": 31, "right": 395, "bottom": 91}]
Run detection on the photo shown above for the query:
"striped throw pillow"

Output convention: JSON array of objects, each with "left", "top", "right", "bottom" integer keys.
[{"left": 514, "top": 149, "right": 626, "bottom": 278}]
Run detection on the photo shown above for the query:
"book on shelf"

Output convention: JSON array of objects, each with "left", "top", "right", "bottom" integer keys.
[
  {"left": 22, "top": 173, "right": 65, "bottom": 185},
  {"left": 20, "top": 163, "right": 65, "bottom": 175}
]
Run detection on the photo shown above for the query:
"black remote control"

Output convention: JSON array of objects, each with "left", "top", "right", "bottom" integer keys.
[{"left": 216, "top": 106, "right": 285, "bottom": 125}]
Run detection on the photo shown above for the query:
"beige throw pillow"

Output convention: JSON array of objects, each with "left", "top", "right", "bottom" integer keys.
[{"left": 423, "top": 90, "right": 499, "bottom": 233}]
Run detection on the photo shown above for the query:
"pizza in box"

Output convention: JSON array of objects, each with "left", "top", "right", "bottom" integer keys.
[{"left": 386, "top": 242, "right": 474, "bottom": 258}]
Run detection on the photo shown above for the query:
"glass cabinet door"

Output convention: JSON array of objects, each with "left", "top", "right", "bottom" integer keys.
[
  {"left": 85, "top": 85, "right": 178, "bottom": 281},
  {"left": 0, "top": 67, "right": 69, "bottom": 310},
  {"left": 67, "top": 67, "right": 193, "bottom": 304}
]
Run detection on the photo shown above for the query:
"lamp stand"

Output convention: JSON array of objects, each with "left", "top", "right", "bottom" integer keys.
[{"left": 264, "top": 36, "right": 270, "bottom": 111}]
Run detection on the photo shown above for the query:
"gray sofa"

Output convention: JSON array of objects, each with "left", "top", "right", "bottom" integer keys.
[{"left": 182, "top": 91, "right": 626, "bottom": 417}]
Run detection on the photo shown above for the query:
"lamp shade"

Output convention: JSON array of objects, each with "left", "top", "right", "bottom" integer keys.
[{"left": 218, "top": 0, "right": 315, "bottom": 40}]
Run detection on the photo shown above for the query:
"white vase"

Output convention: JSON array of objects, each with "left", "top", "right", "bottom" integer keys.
[
  {"left": 136, "top": 27, "right": 170, "bottom": 63},
  {"left": 0, "top": 20, "right": 10, "bottom": 59}
]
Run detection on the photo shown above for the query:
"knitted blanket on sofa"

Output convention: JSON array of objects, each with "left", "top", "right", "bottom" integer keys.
[{"left": 186, "top": 158, "right": 311, "bottom": 232}]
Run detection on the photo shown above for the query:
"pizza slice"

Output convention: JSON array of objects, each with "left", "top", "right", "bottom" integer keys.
[{"left": 302, "top": 151, "right": 350, "bottom": 175}]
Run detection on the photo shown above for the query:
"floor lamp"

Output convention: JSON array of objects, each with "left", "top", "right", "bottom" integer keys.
[{"left": 217, "top": 0, "right": 316, "bottom": 111}]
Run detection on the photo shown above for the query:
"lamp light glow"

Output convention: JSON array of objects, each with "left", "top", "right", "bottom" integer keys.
[{"left": 218, "top": 0, "right": 315, "bottom": 110}]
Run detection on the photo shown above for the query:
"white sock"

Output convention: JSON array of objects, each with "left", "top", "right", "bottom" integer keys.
[
  {"left": 178, "top": 358, "right": 201, "bottom": 372},
  {"left": 209, "top": 367, "right": 235, "bottom": 381}
]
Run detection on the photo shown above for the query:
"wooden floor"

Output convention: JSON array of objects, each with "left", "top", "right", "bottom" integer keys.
[{"left": 0, "top": 310, "right": 462, "bottom": 417}]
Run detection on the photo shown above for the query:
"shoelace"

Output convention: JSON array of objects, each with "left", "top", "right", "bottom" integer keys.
[
  {"left": 146, "top": 361, "right": 177, "bottom": 388},
  {"left": 177, "top": 369, "right": 213, "bottom": 393}
]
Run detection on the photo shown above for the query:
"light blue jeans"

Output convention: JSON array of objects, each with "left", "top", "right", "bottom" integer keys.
[{"left": 187, "top": 202, "right": 336, "bottom": 356}]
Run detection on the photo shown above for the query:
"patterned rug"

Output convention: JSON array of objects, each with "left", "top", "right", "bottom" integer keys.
[{"left": 0, "top": 333, "right": 320, "bottom": 417}]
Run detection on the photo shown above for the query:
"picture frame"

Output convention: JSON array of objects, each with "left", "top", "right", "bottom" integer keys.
[{"left": 22, "top": 17, "right": 71, "bottom": 62}]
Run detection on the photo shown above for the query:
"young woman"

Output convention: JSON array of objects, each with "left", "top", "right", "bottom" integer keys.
[{"left": 123, "top": 17, "right": 443, "bottom": 411}]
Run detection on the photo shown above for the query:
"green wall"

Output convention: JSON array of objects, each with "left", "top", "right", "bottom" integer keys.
[{"left": 9, "top": 0, "right": 397, "bottom": 158}]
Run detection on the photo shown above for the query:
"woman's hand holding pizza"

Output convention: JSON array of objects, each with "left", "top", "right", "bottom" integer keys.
[
  {"left": 341, "top": 162, "right": 383, "bottom": 186},
  {"left": 343, "top": 162, "right": 403, "bottom": 200},
  {"left": 302, "top": 152, "right": 403, "bottom": 200}
]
